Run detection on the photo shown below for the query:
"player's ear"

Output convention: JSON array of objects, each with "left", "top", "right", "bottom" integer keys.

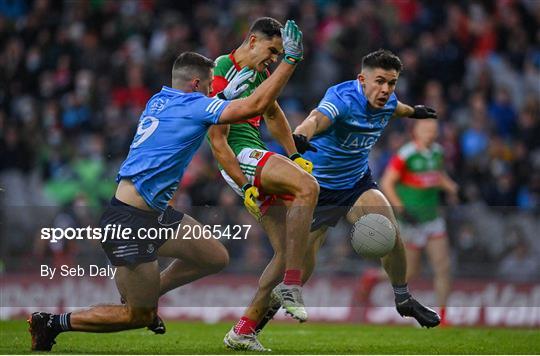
[
  {"left": 358, "top": 73, "right": 366, "bottom": 85},
  {"left": 191, "top": 78, "right": 200, "bottom": 92},
  {"left": 248, "top": 34, "right": 257, "bottom": 49}
]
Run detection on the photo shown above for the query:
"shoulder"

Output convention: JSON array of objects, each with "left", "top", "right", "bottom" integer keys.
[
  {"left": 330, "top": 80, "right": 356, "bottom": 95},
  {"left": 323, "top": 81, "right": 357, "bottom": 104},
  {"left": 386, "top": 92, "right": 398, "bottom": 110},
  {"left": 397, "top": 142, "right": 417, "bottom": 160},
  {"left": 213, "top": 55, "right": 233, "bottom": 76}
]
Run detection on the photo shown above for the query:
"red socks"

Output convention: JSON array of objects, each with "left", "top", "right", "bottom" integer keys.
[
  {"left": 233, "top": 316, "right": 258, "bottom": 335},
  {"left": 283, "top": 269, "right": 302, "bottom": 286}
]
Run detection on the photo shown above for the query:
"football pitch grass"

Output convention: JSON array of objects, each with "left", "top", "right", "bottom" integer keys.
[{"left": 1, "top": 320, "right": 538, "bottom": 354}]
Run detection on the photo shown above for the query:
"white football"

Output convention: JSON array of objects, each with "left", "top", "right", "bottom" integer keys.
[{"left": 351, "top": 213, "right": 396, "bottom": 258}]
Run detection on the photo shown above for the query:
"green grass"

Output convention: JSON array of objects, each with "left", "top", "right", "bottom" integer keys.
[{"left": 2, "top": 320, "right": 539, "bottom": 354}]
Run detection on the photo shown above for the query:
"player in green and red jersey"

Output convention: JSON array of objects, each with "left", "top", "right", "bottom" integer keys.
[
  {"left": 207, "top": 18, "right": 319, "bottom": 351},
  {"left": 381, "top": 119, "right": 458, "bottom": 325}
]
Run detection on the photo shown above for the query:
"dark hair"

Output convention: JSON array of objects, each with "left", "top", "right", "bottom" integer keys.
[
  {"left": 248, "top": 17, "right": 282, "bottom": 39},
  {"left": 361, "top": 49, "right": 403, "bottom": 72},
  {"left": 172, "top": 52, "right": 215, "bottom": 83}
]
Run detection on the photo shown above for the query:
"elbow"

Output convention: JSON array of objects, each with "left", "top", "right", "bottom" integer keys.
[{"left": 252, "top": 97, "right": 270, "bottom": 116}]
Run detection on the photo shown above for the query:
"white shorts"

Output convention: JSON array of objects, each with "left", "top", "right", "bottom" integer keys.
[
  {"left": 220, "top": 148, "right": 293, "bottom": 214},
  {"left": 400, "top": 216, "right": 447, "bottom": 249}
]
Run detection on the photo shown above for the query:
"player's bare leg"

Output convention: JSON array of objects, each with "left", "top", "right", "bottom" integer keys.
[
  {"left": 346, "top": 189, "right": 440, "bottom": 328},
  {"left": 225, "top": 204, "right": 286, "bottom": 351},
  {"left": 29, "top": 261, "right": 159, "bottom": 351},
  {"left": 254, "top": 227, "right": 324, "bottom": 332},
  {"left": 258, "top": 154, "right": 319, "bottom": 322},
  {"left": 426, "top": 236, "right": 451, "bottom": 324},
  {"left": 301, "top": 228, "right": 328, "bottom": 284},
  {"left": 73, "top": 262, "right": 160, "bottom": 331},
  {"left": 405, "top": 246, "right": 422, "bottom": 281},
  {"left": 158, "top": 214, "right": 229, "bottom": 296},
  {"left": 245, "top": 204, "right": 287, "bottom": 320},
  {"left": 254, "top": 226, "right": 327, "bottom": 334}
]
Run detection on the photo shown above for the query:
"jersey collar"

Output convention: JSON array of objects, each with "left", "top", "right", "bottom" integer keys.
[{"left": 229, "top": 50, "right": 242, "bottom": 71}]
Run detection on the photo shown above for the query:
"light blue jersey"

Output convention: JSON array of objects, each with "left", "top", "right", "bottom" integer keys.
[
  {"left": 303, "top": 80, "right": 397, "bottom": 189},
  {"left": 117, "top": 86, "right": 229, "bottom": 211}
]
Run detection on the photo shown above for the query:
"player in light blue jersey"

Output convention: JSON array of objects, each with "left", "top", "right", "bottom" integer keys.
[
  {"left": 28, "top": 19, "right": 305, "bottom": 352},
  {"left": 255, "top": 49, "right": 441, "bottom": 334}
]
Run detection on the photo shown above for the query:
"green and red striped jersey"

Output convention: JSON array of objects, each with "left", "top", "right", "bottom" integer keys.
[
  {"left": 210, "top": 51, "right": 270, "bottom": 155},
  {"left": 388, "top": 141, "right": 445, "bottom": 222}
]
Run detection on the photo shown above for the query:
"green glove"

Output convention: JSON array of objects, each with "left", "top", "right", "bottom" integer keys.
[{"left": 281, "top": 20, "right": 303, "bottom": 65}]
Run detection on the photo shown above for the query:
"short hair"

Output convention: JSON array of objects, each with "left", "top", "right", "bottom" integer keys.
[
  {"left": 361, "top": 49, "right": 403, "bottom": 73},
  {"left": 172, "top": 52, "right": 215, "bottom": 83},
  {"left": 247, "top": 17, "right": 282, "bottom": 39}
]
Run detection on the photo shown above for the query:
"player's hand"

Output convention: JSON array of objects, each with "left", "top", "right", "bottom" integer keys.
[
  {"left": 221, "top": 67, "right": 255, "bottom": 100},
  {"left": 410, "top": 105, "right": 437, "bottom": 119},
  {"left": 281, "top": 20, "right": 303, "bottom": 65},
  {"left": 292, "top": 134, "right": 317, "bottom": 154},
  {"left": 290, "top": 153, "right": 313, "bottom": 174},
  {"left": 242, "top": 183, "right": 261, "bottom": 220}
]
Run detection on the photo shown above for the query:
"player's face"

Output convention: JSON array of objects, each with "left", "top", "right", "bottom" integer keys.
[
  {"left": 414, "top": 120, "right": 439, "bottom": 146},
  {"left": 248, "top": 34, "right": 283, "bottom": 72},
  {"left": 358, "top": 68, "right": 399, "bottom": 109}
]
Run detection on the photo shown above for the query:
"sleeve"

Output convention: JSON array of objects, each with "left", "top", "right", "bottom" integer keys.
[
  {"left": 210, "top": 75, "right": 228, "bottom": 98},
  {"left": 388, "top": 154, "right": 406, "bottom": 175},
  {"left": 210, "top": 56, "right": 231, "bottom": 97},
  {"left": 315, "top": 87, "right": 349, "bottom": 122},
  {"left": 192, "top": 96, "right": 230, "bottom": 125}
]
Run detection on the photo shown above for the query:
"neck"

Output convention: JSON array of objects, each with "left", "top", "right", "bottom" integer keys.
[
  {"left": 415, "top": 140, "right": 431, "bottom": 150},
  {"left": 172, "top": 81, "right": 193, "bottom": 93},
  {"left": 234, "top": 44, "right": 254, "bottom": 69}
]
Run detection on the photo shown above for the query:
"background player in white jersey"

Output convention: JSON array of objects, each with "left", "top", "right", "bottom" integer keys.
[
  {"left": 27, "top": 19, "right": 304, "bottom": 352},
  {"left": 255, "top": 49, "right": 442, "bottom": 337},
  {"left": 381, "top": 119, "right": 458, "bottom": 326}
]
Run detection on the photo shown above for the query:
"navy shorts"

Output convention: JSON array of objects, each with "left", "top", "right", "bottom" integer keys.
[
  {"left": 100, "top": 197, "right": 184, "bottom": 266},
  {"left": 311, "top": 170, "right": 378, "bottom": 231}
]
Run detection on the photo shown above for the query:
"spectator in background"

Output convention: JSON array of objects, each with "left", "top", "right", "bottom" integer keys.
[{"left": 498, "top": 235, "right": 539, "bottom": 282}]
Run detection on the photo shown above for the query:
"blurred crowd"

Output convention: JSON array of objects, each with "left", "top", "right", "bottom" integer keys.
[{"left": 1, "top": 0, "right": 539, "bottom": 280}]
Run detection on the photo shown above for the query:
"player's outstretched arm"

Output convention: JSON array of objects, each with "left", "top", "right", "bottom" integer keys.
[
  {"left": 218, "top": 20, "right": 303, "bottom": 124},
  {"left": 393, "top": 101, "right": 437, "bottom": 119},
  {"left": 294, "top": 109, "right": 333, "bottom": 141}
]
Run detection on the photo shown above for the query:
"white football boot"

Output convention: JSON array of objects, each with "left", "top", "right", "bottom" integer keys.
[
  {"left": 223, "top": 328, "right": 271, "bottom": 352},
  {"left": 274, "top": 282, "right": 308, "bottom": 322}
]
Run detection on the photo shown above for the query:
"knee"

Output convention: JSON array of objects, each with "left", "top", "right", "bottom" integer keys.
[
  {"left": 127, "top": 307, "right": 156, "bottom": 327},
  {"left": 205, "top": 246, "right": 229, "bottom": 273},
  {"left": 294, "top": 175, "right": 319, "bottom": 204}
]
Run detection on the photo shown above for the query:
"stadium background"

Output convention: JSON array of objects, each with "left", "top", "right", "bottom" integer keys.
[{"left": 1, "top": 0, "right": 539, "bottom": 327}]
